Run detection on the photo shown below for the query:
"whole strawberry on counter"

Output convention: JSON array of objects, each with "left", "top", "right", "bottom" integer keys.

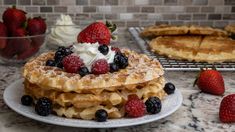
[
  {"left": 219, "top": 94, "right": 235, "bottom": 123},
  {"left": 2, "top": 5, "right": 26, "bottom": 35},
  {"left": 77, "top": 21, "right": 116, "bottom": 45},
  {"left": 194, "top": 69, "right": 225, "bottom": 95},
  {"left": 0, "top": 22, "right": 8, "bottom": 49}
]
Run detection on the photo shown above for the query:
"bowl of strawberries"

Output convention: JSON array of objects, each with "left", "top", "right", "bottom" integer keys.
[{"left": 0, "top": 6, "right": 48, "bottom": 64}]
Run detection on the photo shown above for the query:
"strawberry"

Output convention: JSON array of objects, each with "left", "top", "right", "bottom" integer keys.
[
  {"left": 27, "top": 17, "right": 47, "bottom": 35},
  {"left": 17, "top": 47, "right": 39, "bottom": 60},
  {"left": 219, "top": 94, "right": 235, "bottom": 123},
  {"left": 0, "top": 43, "right": 17, "bottom": 58},
  {"left": 194, "top": 69, "right": 225, "bottom": 95},
  {"left": 31, "top": 36, "right": 45, "bottom": 48},
  {"left": 10, "top": 28, "right": 31, "bottom": 54},
  {"left": 0, "top": 22, "right": 8, "bottom": 49},
  {"left": 77, "top": 21, "right": 116, "bottom": 45},
  {"left": 2, "top": 6, "right": 26, "bottom": 35},
  {"left": 12, "top": 28, "right": 27, "bottom": 37}
]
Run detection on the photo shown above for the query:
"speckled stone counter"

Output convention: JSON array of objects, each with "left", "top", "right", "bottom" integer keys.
[{"left": 0, "top": 29, "right": 235, "bottom": 132}]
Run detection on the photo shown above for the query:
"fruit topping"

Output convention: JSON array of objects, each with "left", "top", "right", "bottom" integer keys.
[
  {"left": 27, "top": 16, "right": 47, "bottom": 35},
  {"left": 21, "top": 95, "right": 33, "bottom": 106},
  {"left": 145, "top": 97, "right": 162, "bottom": 114},
  {"left": 219, "top": 94, "right": 235, "bottom": 123},
  {"left": 109, "top": 63, "right": 119, "bottom": 73},
  {"left": 12, "top": 28, "right": 27, "bottom": 37},
  {"left": 125, "top": 94, "right": 145, "bottom": 117},
  {"left": 46, "top": 60, "right": 56, "bottom": 66},
  {"left": 62, "top": 55, "right": 84, "bottom": 73},
  {"left": 95, "top": 109, "right": 108, "bottom": 122},
  {"left": 111, "top": 47, "right": 120, "bottom": 53},
  {"left": 91, "top": 59, "right": 109, "bottom": 75},
  {"left": 164, "top": 82, "right": 175, "bottom": 95},
  {"left": 98, "top": 45, "right": 109, "bottom": 55},
  {"left": 114, "top": 53, "right": 128, "bottom": 69},
  {"left": 2, "top": 6, "right": 26, "bottom": 34},
  {"left": 194, "top": 69, "right": 225, "bottom": 95},
  {"left": 35, "top": 97, "right": 52, "bottom": 116},
  {"left": 77, "top": 21, "right": 116, "bottom": 45},
  {"left": 78, "top": 67, "right": 90, "bottom": 77}
]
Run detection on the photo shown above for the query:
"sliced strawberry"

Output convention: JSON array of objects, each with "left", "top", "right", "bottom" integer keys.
[{"left": 17, "top": 47, "right": 39, "bottom": 60}]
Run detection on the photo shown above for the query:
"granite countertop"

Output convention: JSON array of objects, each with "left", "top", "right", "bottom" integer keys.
[{"left": 0, "top": 29, "right": 235, "bottom": 132}]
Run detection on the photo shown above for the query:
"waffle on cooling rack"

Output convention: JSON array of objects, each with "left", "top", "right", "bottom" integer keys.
[
  {"left": 150, "top": 36, "right": 235, "bottom": 63},
  {"left": 140, "top": 24, "right": 228, "bottom": 38}
]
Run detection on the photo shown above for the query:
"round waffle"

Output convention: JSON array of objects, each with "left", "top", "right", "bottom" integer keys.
[
  {"left": 23, "top": 49, "right": 164, "bottom": 94},
  {"left": 24, "top": 77, "right": 166, "bottom": 109}
]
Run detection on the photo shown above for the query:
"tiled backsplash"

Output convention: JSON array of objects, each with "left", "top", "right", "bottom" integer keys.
[{"left": 0, "top": 0, "right": 234, "bottom": 28}]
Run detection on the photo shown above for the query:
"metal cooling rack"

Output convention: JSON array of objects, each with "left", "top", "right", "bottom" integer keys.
[{"left": 128, "top": 27, "right": 235, "bottom": 71}]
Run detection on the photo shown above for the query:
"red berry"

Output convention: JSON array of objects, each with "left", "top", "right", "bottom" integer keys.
[
  {"left": 219, "top": 94, "right": 235, "bottom": 123},
  {"left": 91, "top": 59, "right": 109, "bottom": 75},
  {"left": 111, "top": 47, "right": 120, "bottom": 53},
  {"left": 195, "top": 69, "right": 225, "bottom": 95},
  {"left": 62, "top": 55, "right": 84, "bottom": 73},
  {"left": 27, "top": 17, "right": 47, "bottom": 35},
  {"left": 128, "top": 94, "right": 139, "bottom": 100},
  {"left": 77, "top": 22, "right": 111, "bottom": 45},
  {"left": 2, "top": 6, "right": 26, "bottom": 34},
  {"left": 125, "top": 95, "right": 145, "bottom": 117}
]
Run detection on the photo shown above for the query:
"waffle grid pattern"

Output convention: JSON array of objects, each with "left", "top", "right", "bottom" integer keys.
[{"left": 128, "top": 27, "right": 235, "bottom": 71}]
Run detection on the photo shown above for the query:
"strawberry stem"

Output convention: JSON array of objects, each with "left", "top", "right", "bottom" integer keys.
[
  {"left": 12, "top": 5, "right": 16, "bottom": 9},
  {"left": 106, "top": 21, "right": 117, "bottom": 33}
]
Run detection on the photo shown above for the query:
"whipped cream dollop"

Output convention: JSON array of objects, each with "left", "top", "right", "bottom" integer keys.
[
  {"left": 72, "top": 42, "right": 116, "bottom": 71},
  {"left": 48, "top": 14, "right": 81, "bottom": 47}
]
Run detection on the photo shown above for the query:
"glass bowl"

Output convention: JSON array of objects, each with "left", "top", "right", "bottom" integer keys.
[
  {"left": 47, "top": 25, "right": 81, "bottom": 50},
  {"left": 0, "top": 33, "right": 48, "bottom": 65}
]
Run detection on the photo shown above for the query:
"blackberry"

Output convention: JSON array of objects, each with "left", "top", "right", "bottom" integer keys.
[
  {"left": 54, "top": 51, "right": 65, "bottom": 63},
  {"left": 21, "top": 95, "right": 33, "bottom": 106},
  {"left": 78, "top": 67, "right": 90, "bottom": 77},
  {"left": 109, "top": 63, "right": 119, "bottom": 73},
  {"left": 35, "top": 97, "right": 52, "bottom": 116},
  {"left": 114, "top": 53, "right": 128, "bottom": 69},
  {"left": 95, "top": 109, "right": 108, "bottom": 122},
  {"left": 164, "top": 82, "right": 175, "bottom": 95},
  {"left": 64, "top": 48, "right": 73, "bottom": 56},
  {"left": 56, "top": 61, "right": 63, "bottom": 69},
  {"left": 58, "top": 46, "right": 66, "bottom": 51},
  {"left": 145, "top": 97, "right": 161, "bottom": 114},
  {"left": 46, "top": 60, "right": 56, "bottom": 66},
  {"left": 98, "top": 45, "right": 109, "bottom": 55}
]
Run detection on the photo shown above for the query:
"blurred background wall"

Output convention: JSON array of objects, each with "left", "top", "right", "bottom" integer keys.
[{"left": 0, "top": 0, "right": 234, "bottom": 28}]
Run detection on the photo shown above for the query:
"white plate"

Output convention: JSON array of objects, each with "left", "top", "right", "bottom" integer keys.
[{"left": 3, "top": 79, "right": 183, "bottom": 128}]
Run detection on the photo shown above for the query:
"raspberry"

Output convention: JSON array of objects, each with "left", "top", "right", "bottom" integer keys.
[
  {"left": 62, "top": 55, "right": 84, "bottom": 73},
  {"left": 91, "top": 59, "right": 110, "bottom": 75},
  {"left": 125, "top": 95, "right": 145, "bottom": 117},
  {"left": 111, "top": 47, "right": 120, "bottom": 53}
]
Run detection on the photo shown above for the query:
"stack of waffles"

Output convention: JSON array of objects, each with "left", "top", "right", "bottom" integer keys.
[
  {"left": 23, "top": 49, "right": 166, "bottom": 120},
  {"left": 140, "top": 24, "right": 235, "bottom": 63}
]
